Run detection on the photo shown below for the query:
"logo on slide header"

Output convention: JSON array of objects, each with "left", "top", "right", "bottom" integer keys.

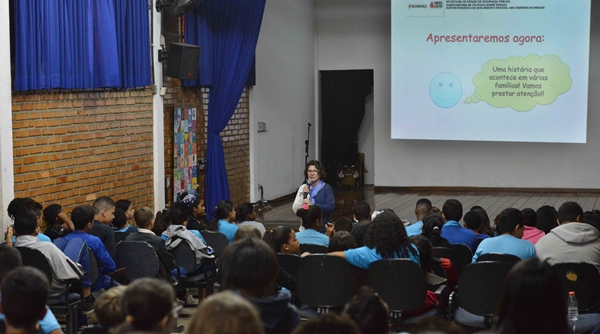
[
  {"left": 408, "top": 1, "right": 443, "bottom": 9},
  {"left": 405, "top": 1, "right": 445, "bottom": 16}
]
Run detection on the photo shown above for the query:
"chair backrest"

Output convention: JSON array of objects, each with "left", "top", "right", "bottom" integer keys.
[
  {"left": 115, "top": 241, "right": 159, "bottom": 281},
  {"left": 87, "top": 248, "right": 100, "bottom": 286},
  {"left": 170, "top": 241, "right": 196, "bottom": 272},
  {"left": 16, "top": 247, "right": 53, "bottom": 284},
  {"left": 477, "top": 253, "right": 521, "bottom": 267},
  {"left": 200, "top": 231, "right": 230, "bottom": 266},
  {"left": 449, "top": 244, "right": 473, "bottom": 268},
  {"left": 299, "top": 243, "right": 328, "bottom": 254},
  {"left": 433, "top": 247, "right": 464, "bottom": 276},
  {"left": 457, "top": 261, "right": 512, "bottom": 317},
  {"left": 277, "top": 253, "right": 301, "bottom": 278},
  {"left": 114, "top": 232, "right": 129, "bottom": 244},
  {"left": 54, "top": 237, "right": 90, "bottom": 275},
  {"left": 552, "top": 262, "right": 600, "bottom": 312},
  {"left": 367, "top": 259, "right": 427, "bottom": 313},
  {"left": 296, "top": 254, "right": 355, "bottom": 309}
]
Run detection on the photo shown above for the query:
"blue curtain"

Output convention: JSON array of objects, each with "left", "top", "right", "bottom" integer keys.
[
  {"left": 184, "top": 0, "right": 266, "bottom": 216},
  {"left": 13, "top": 0, "right": 150, "bottom": 91}
]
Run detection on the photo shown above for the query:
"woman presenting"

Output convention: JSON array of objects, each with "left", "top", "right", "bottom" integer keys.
[{"left": 292, "top": 160, "right": 335, "bottom": 233}]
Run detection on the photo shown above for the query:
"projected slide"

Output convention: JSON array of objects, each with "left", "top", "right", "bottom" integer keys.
[{"left": 391, "top": 0, "right": 591, "bottom": 143}]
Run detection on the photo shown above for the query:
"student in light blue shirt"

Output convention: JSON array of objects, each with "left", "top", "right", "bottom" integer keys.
[
  {"left": 472, "top": 208, "right": 536, "bottom": 262},
  {"left": 214, "top": 200, "right": 239, "bottom": 243},
  {"left": 330, "top": 211, "right": 420, "bottom": 269},
  {"left": 295, "top": 204, "right": 330, "bottom": 247},
  {"left": 405, "top": 198, "right": 433, "bottom": 237}
]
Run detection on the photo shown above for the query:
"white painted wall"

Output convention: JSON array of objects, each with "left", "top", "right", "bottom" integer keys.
[
  {"left": 250, "top": 0, "right": 316, "bottom": 201},
  {"left": 0, "top": 0, "right": 13, "bottom": 240},
  {"left": 316, "top": 0, "right": 600, "bottom": 189}
]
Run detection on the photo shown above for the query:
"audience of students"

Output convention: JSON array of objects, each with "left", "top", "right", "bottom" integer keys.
[
  {"left": 295, "top": 205, "right": 329, "bottom": 247},
  {"left": 91, "top": 196, "right": 117, "bottom": 258},
  {"left": 470, "top": 205, "right": 495, "bottom": 238},
  {"left": 521, "top": 207, "right": 545, "bottom": 244},
  {"left": 43, "top": 204, "right": 74, "bottom": 241},
  {"left": 94, "top": 285, "right": 127, "bottom": 329},
  {"left": 535, "top": 205, "right": 559, "bottom": 234},
  {"left": 115, "top": 200, "right": 135, "bottom": 223},
  {"left": 463, "top": 210, "right": 489, "bottom": 241},
  {"left": 234, "top": 225, "right": 262, "bottom": 241},
  {"left": 406, "top": 198, "right": 433, "bottom": 236},
  {"left": 328, "top": 231, "right": 357, "bottom": 253},
  {"left": 111, "top": 208, "right": 138, "bottom": 234},
  {"left": 178, "top": 192, "right": 206, "bottom": 232},
  {"left": 421, "top": 213, "right": 452, "bottom": 248},
  {"left": 235, "top": 203, "right": 267, "bottom": 237},
  {"left": 342, "top": 286, "right": 390, "bottom": 334},
  {"left": 352, "top": 201, "right": 372, "bottom": 247},
  {"left": 211, "top": 200, "right": 239, "bottom": 243},
  {"left": 263, "top": 226, "right": 299, "bottom": 292},
  {"left": 440, "top": 199, "right": 477, "bottom": 252},
  {"left": 472, "top": 208, "right": 536, "bottom": 262},
  {"left": 326, "top": 216, "right": 354, "bottom": 238}
]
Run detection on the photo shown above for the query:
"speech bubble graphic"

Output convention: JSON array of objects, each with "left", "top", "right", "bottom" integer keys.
[{"left": 464, "top": 54, "right": 571, "bottom": 112}]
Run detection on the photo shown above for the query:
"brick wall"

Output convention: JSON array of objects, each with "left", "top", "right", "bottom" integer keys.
[
  {"left": 163, "top": 78, "right": 250, "bottom": 208},
  {"left": 11, "top": 89, "right": 155, "bottom": 214}
]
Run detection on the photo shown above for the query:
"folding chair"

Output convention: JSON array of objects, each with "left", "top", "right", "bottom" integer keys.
[
  {"left": 299, "top": 243, "right": 328, "bottom": 254},
  {"left": 477, "top": 253, "right": 521, "bottom": 267}
]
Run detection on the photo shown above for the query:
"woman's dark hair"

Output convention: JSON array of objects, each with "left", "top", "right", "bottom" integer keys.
[
  {"left": 334, "top": 217, "right": 354, "bottom": 233},
  {"left": 410, "top": 235, "right": 436, "bottom": 273},
  {"left": 583, "top": 211, "right": 600, "bottom": 233},
  {"left": 328, "top": 231, "right": 357, "bottom": 253},
  {"left": 235, "top": 203, "right": 254, "bottom": 223},
  {"left": 112, "top": 208, "right": 127, "bottom": 229},
  {"left": 179, "top": 192, "right": 202, "bottom": 219},
  {"left": 496, "top": 258, "right": 568, "bottom": 334},
  {"left": 152, "top": 209, "right": 170, "bottom": 236},
  {"left": 305, "top": 160, "right": 327, "bottom": 181},
  {"left": 536, "top": 205, "right": 558, "bottom": 234},
  {"left": 296, "top": 205, "right": 322, "bottom": 230},
  {"left": 364, "top": 211, "right": 417, "bottom": 259},
  {"left": 471, "top": 205, "right": 494, "bottom": 237},
  {"left": 421, "top": 213, "right": 446, "bottom": 246},
  {"left": 214, "top": 200, "right": 235, "bottom": 220},
  {"left": 463, "top": 211, "right": 482, "bottom": 231},
  {"left": 221, "top": 238, "right": 278, "bottom": 298},
  {"left": 496, "top": 208, "right": 524, "bottom": 235},
  {"left": 115, "top": 200, "right": 131, "bottom": 213},
  {"left": 343, "top": 286, "right": 389, "bottom": 334},
  {"left": 521, "top": 208, "right": 537, "bottom": 227},
  {"left": 119, "top": 278, "right": 175, "bottom": 332},
  {"left": 43, "top": 204, "right": 62, "bottom": 227},
  {"left": 263, "top": 226, "right": 294, "bottom": 253},
  {"left": 168, "top": 202, "right": 189, "bottom": 226}
]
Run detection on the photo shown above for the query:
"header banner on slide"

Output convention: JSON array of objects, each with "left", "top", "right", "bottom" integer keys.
[{"left": 391, "top": 0, "right": 591, "bottom": 143}]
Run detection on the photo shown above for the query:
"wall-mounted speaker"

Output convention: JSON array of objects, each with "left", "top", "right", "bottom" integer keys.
[{"left": 166, "top": 42, "right": 200, "bottom": 80}]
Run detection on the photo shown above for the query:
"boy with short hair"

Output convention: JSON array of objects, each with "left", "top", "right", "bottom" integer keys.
[{"left": 91, "top": 196, "right": 117, "bottom": 258}]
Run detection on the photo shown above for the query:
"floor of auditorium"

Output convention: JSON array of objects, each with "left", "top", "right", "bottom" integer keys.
[{"left": 260, "top": 185, "right": 600, "bottom": 228}]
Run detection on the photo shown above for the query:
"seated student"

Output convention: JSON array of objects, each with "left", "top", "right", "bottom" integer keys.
[
  {"left": 263, "top": 226, "right": 300, "bottom": 292},
  {"left": 93, "top": 285, "right": 127, "bottom": 330},
  {"left": 91, "top": 196, "right": 117, "bottom": 259},
  {"left": 13, "top": 208, "right": 84, "bottom": 297},
  {"left": 406, "top": 198, "right": 433, "bottom": 237},
  {"left": 0, "top": 245, "right": 63, "bottom": 334},
  {"left": 115, "top": 200, "right": 135, "bottom": 224},
  {"left": 160, "top": 204, "right": 213, "bottom": 259},
  {"left": 410, "top": 235, "right": 458, "bottom": 291},
  {"left": 421, "top": 213, "right": 452, "bottom": 248},
  {"left": 116, "top": 278, "right": 180, "bottom": 334},
  {"left": 62, "top": 205, "right": 116, "bottom": 292},
  {"left": 1, "top": 267, "right": 51, "bottom": 334},
  {"left": 235, "top": 203, "right": 267, "bottom": 237},
  {"left": 184, "top": 291, "right": 264, "bottom": 334},
  {"left": 328, "top": 231, "right": 357, "bottom": 253},
  {"left": 295, "top": 205, "right": 329, "bottom": 247},
  {"left": 234, "top": 225, "right": 261, "bottom": 241},
  {"left": 221, "top": 238, "right": 300, "bottom": 334},
  {"left": 152, "top": 209, "right": 170, "bottom": 237},
  {"left": 536, "top": 201, "right": 600, "bottom": 269},
  {"left": 440, "top": 199, "right": 477, "bottom": 253},
  {"left": 329, "top": 211, "right": 420, "bottom": 269},
  {"left": 343, "top": 286, "right": 390, "bottom": 334},
  {"left": 470, "top": 205, "right": 495, "bottom": 237},
  {"left": 125, "top": 209, "right": 179, "bottom": 284},
  {"left": 472, "top": 208, "right": 536, "bottom": 262},
  {"left": 326, "top": 217, "right": 354, "bottom": 238},
  {"left": 291, "top": 313, "right": 360, "bottom": 334},
  {"left": 177, "top": 192, "right": 207, "bottom": 232},
  {"left": 43, "top": 204, "right": 74, "bottom": 242},
  {"left": 494, "top": 258, "right": 569, "bottom": 334},
  {"left": 463, "top": 211, "right": 489, "bottom": 241},
  {"left": 111, "top": 208, "right": 138, "bottom": 234},
  {"left": 584, "top": 210, "right": 600, "bottom": 233},
  {"left": 521, "top": 208, "right": 545, "bottom": 244},
  {"left": 5, "top": 198, "right": 52, "bottom": 246},
  {"left": 208, "top": 200, "right": 238, "bottom": 243},
  {"left": 536, "top": 205, "right": 559, "bottom": 234},
  {"left": 351, "top": 201, "right": 372, "bottom": 247}
]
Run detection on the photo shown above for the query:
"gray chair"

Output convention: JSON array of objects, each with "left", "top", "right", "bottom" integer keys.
[
  {"left": 170, "top": 241, "right": 215, "bottom": 296},
  {"left": 115, "top": 241, "right": 159, "bottom": 282},
  {"left": 277, "top": 253, "right": 301, "bottom": 278},
  {"left": 477, "top": 253, "right": 521, "bottom": 267}
]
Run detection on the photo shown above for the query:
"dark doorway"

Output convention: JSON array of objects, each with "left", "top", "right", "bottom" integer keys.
[{"left": 320, "top": 70, "right": 374, "bottom": 186}]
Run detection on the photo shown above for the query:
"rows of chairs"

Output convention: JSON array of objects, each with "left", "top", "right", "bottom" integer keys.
[{"left": 289, "top": 243, "right": 600, "bottom": 333}]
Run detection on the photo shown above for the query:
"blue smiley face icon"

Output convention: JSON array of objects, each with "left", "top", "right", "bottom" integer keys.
[{"left": 429, "top": 73, "right": 462, "bottom": 108}]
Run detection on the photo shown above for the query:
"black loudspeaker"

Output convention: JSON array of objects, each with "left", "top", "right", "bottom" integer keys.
[{"left": 166, "top": 42, "right": 200, "bottom": 80}]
